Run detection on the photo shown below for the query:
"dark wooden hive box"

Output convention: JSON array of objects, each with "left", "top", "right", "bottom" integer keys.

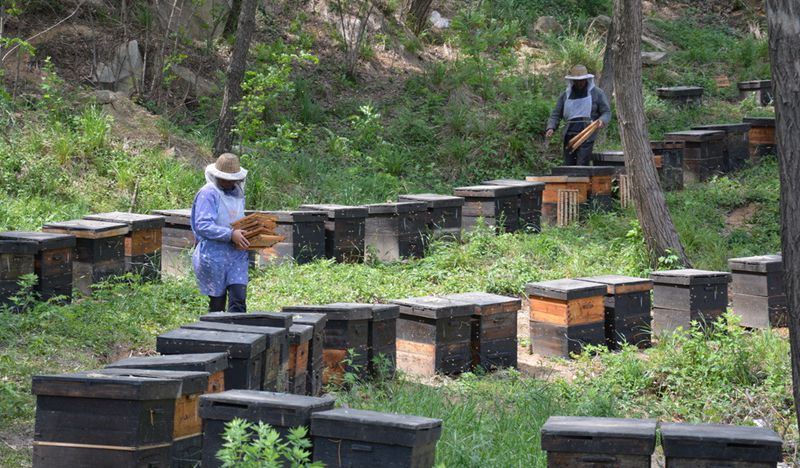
[
  {"left": 0, "top": 231, "right": 76, "bottom": 303},
  {"left": 591, "top": 150, "right": 625, "bottom": 168},
  {"left": 32, "top": 372, "right": 181, "bottom": 468},
  {"left": 199, "top": 390, "right": 335, "bottom": 468},
  {"left": 284, "top": 311, "right": 328, "bottom": 396},
  {"left": 0, "top": 239, "right": 38, "bottom": 309},
  {"left": 743, "top": 116, "right": 776, "bottom": 159},
  {"left": 445, "top": 292, "right": 521, "bottom": 370},
  {"left": 288, "top": 324, "right": 313, "bottom": 394},
  {"left": 398, "top": 194, "right": 464, "bottom": 242},
  {"left": 660, "top": 422, "right": 783, "bottom": 467},
  {"left": 577, "top": 275, "right": 653, "bottom": 349},
  {"left": 729, "top": 254, "right": 786, "bottom": 328},
  {"left": 245, "top": 210, "right": 326, "bottom": 266},
  {"left": 391, "top": 296, "right": 474, "bottom": 376},
  {"left": 299, "top": 204, "right": 368, "bottom": 263},
  {"left": 650, "top": 269, "right": 731, "bottom": 335},
  {"left": 180, "top": 321, "right": 286, "bottom": 392},
  {"left": 156, "top": 329, "right": 267, "bottom": 391},
  {"left": 526, "top": 279, "right": 607, "bottom": 358},
  {"left": 483, "top": 179, "right": 545, "bottom": 232},
  {"left": 550, "top": 166, "right": 617, "bottom": 211},
  {"left": 454, "top": 185, "right": 522, "bottom": 233},
  {"left": 540, "top": 416, "right": 657, "bottom": 467},
  {"left": 364, "top": 202, "right": 428, "bottom": 261},
  {"left": 107, "top": 352, "right": 229, "bottom": 394},
  {"left": 311, "top": 408, "right": 443, "bottom": 468},
  {"left": 664, "top": 130, "right": 726, "bottom": 183},
  {"left": 650, "top": 140, "right": 685, "bottom": 191},
  {"left": 282, "top": 303, "right": 372, "bottom": 384},
  {"left": 738, "top": 80, "right": 773, "bottom": 105},
  {"left": 692, "top": 123, "right": 751, "bottom": 172},
  {"left": 657, "top": 86, "right": 704, "bottom": 104},
  {"left": 84, "top": 212, "right": 166, "bottom": 281},
  {"left": 366, "top": 304, "right": 400, "bottom": 376},
  {"left": 150, "top": 209, "right": 193, "bottom": 278}
]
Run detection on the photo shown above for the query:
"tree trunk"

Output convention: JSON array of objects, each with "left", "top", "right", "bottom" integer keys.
[
  {"left": 408, "top": 0, "right": 433, "bottom": 35},
  {"left": 223, "top": 0, "right": 242, "bottom": 38},
  {"left": 765, "top": 0, "right": 800, "bottom": 433},
  {"left": 213, "top": 0, "right": 257, "bottom": 156},
  {"left": 611, "top": 0, "right": 691, "bottom": 267},
  {"left": 598, "top": 15, "right": 615, "bottom": 100}
]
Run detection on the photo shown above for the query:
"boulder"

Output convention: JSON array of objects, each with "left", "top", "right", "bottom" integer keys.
[
  {"left": 590, "top": 15, "right": 612, "bottom": 32},
  {"left": 171, "top": 65, "right": 219, "bottom": 97},
  {"left": 641, "top": 51, "right": 668, "bottom": 65},
  {"left": 533, "top": 16, "right": 562, "bottom": 36},
  {"left": 94, "top": 40, "right": 144, "bottom": 95},
  {"left": 156, "top": 0, "right": 231, "bottom": 41}
]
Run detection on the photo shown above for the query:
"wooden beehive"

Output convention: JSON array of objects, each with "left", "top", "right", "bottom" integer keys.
[
  {"left": 84, "top": 212, "right": 165, "bottom": 282},
  {"left": 156, "top": 329, "right": 267, "bottom": 391},
  {"left": 729, "top": 255, "right": 786, "bottom": 329},
  {"left": 200, "top": 390, "right": 335, "bottom": 468},
  {"left": 283, "top": 311, "right": 328, "bottom": 396},
  {"left": 364, "top": 202, "right": 428, "bottom": 261},
  {"left": 692, "top": 123, "right": 751, "bottom": 173},
  {"left": 93, "top": 368, "right": 209, "bottom": 467},
  {"left": 247, "top": 210, "right": 326, "bottom": 265},
  {"left": 0, "top": 232, "right": 76, "bottom": 303},
  {"left": 743, "top": 116, "right": 776, "bottom": 159},
  {"left": 398, "top": 193, "right": 464, "bottom": 242},
  {"left": 663, "top": 130, "right": 726, "bottom": 183},
  {"left": 311, "top": 408, "right": 442, "bottom": 468},
  {"left": 650, "top": 269, "right": 731, "bottom": 335},
  {"left": 660, "top": 422, "right": 783, "bottom": 468},
  {"left": 150, "top": 209, "right": 194, "bottom": 278},
  {"left": 445, "top": 292, "right": 520, "bottom": 370},
  {"left": 656, "top": 86, "right": 704, "bottom": 105},
  {"left": 526, "top": 279, "right": 607, "bottom": 358},
  {"left": 107, "top": 352, "right": 229, "bottom": 394},
  {"left": 0, "top": 239, "right": 37, "bottom": 309},
  {"left": 483, "top": 179, "right": 545, "bottom": 232},
  {"left": 738, "top": 80, "right": 773, "bottom": 105},
  {"left": 288, "top": 324, "right": 313, "bottom": 394},
  {"left": 368, "top": 304, "right": 400, "bottom": 376},
  {"left": 525, "top": 176, "right": 590, "bottom": 226},
  {"left": 390, "top": 296, "right": 474, "bottom": 376},
  {"left": 32, "top": 372, "right": 181, "bottom": 468},
  {"left": 550, "top": 165, "right": 617, "bottom": 211},
  {"left": 299, "top": 204, "right": 368, "bottom": 263},
  {"left": 180, "top": 321, "right": 286, "bottom": 392},
  {"left": 578, "top": 275, "right": 653, "bottom": 349},
  {"left": 650, "top": 140, "right": 685, "bottom": 191},
  {"left": 41, "top": 220, "right": 129, "bottom": 295},
  {"left": 454, "top": 184, "right": 522, "bottom": 233},
  {"left": 541, "top": 416, "right": 657, "bottom": 468}
]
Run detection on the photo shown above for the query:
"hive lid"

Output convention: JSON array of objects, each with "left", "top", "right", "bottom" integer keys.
[
  {"left": 106, "top": 352, "right": 229, "bottom": 374},
  {"left": 365, "top": 202, "right": 429, "bottom": 215},
  {"left": 285, "top": 311, "right": 328, "bottom": 329},
  {"left": 282, "top": 303, "right": 372, "bottom": 321},
  {"left": 0, "top": 231, "right": 76, "bottom": 250},
  {"left": 289, "top": 324, "right": 314, "bottom": 344},
  {"left": 742, "top": 116, "right": 775, "bottom": 126},
  {"left": 692, "top": 123, "right": 751, "bottom": 133},
  {"left": 199, "top": 390, "right": 335, "bottom": 426},
  {"left": 83, "top": 212, "right": 166, "bottom": 230},
  {"left": 483, "top": 179, "right": 545, "bottom": 193},
  {"left": 444, "top": 292, "right": 522, "bottom": 311},
  {"left": 550, "top": 166, "right": 617, "bottom": 177},
  {"left": 577, "top": 275, "right": 653, "bottom": 295},
  {"left": 32, "top": 372, "right": 182, "bottom": 401},
  {"left": 663, "top": 130, "right": 725, "bottom": 143},
  {"left": 156, "top": 328, "right": 267, "bottom": 359},
  {"left": 660, "top": 423, "right": 783, "bottom": 462},
  {"left": 42, "top": 220, "right": 129, "bottom": 239},
  {"left": 650, "top": 269, "right": 731, "bottom": 286},
  {"left": 0, "top": 239, "right": 39, "bottom": 255},
  {"left": 298, "top": 204, "right": 368, "bottom": 219},
  {"left": 181, "top": 321, "right": 285, "bottom": 346},
  {"left": 526, "top": 175, "right": 590, "bottom": 183},
  {"left": 541, "top": 416, "right": 657, "bottom": 455},
  {"left": 657, "top": 86, "right": 704, "bottom": 95},
  {"left": 151, "top": 209, "right": 192, "bottom": 226},
  {"left": 311, "top": 408, "right": 442, "bottom": 447},
  {"left": 370, "top": 304, "right": 400, "bottom": 321},
  {"left": 398, "top": 193, "right": 465, "bottom": 208},
  {"left": 93, "top": 368, "right": 209, "bottom": 396},
  {"left": 200, "top": 311, "right": 292, "bottom": 329},
  {"left": 738, "top": 79, "right": 772, "bottom": 90},
  {"left": 249, "top": 210, "right": 326, "bottom": 223},
  {"left": 525, "top": 279, "right": 607, "bottom": 301},
  {"left": 728, "top": 254, "right": 782, "bottom": 273},
  {"left": 453, "top": 185, "right": 522, "bottom": 198},
  {"left": 390, "top": 296, "right": 474, "bottom": 320}
]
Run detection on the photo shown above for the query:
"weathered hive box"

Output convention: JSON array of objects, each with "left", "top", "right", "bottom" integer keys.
[
  {"left": 150, "top": 209, "right": 193, "bottom": 278},
  {"left": 738, "top": 79, "right": 773, "bottom": 105},
  {"left": 367, "top": 304, "right": 400, "bottom": 376},
  {"left": 0, "top": 232, "right": 76, "bottom": 303},
  {"left": 93, "top": 368, "right": 209, "bottom": 468},
  {"left": 390, "top": 296, "right": 473, "bottom": 376},
  {"left": 663, "top": 130, "right": 726, "bottom": 183},
  {"left": 398, "top": 193, "right": 464, "bottom": 242},
  {"left": 650, "top": 140, "right": 685, "bottom": 191},
  {"left": 107, "top": 352, "right": 229, "bottom": 394},
  {"left": 364, "top": 201, "right": 428, "bottom": 261},
  {"left": 729, "top": 255, "right": 786, "bottom": 329},
  {"left": 526, "top": 279, "right": 606, "bottom": 358},
  {"left": 0, "top": 239, "right": 37, "bottom": 309},
  {"left": 200, "top": 390, "right": 335, "bottom": 468},
  {"left": 692, "top": 123, "right": 751, "bottom": 172},
  {"left": 311, "top": 408, "right": 443, "bottom": 468},
  {"left": 483, "top": 179, "right": 545, "bottom": 232},
  {"left": 445, "top": 292, "right": 520, "bottom": 370},
  {"left": 541, "top": 416, "right": 657, "bottom": 467},
  {"left": 550, "top": 165, "right": 617, "bottom": 211},
  {"left": 284, "top": 311, "right": 328, "bottom": 396},
  {"left": 288, "top": 324, "right": 313, "bottom": 394},
  {"left": 650, "top": 269, "right": 731, "bottom": 335},
  {"left": 591, "top": 150, "right": 626, "bottom": 171},
  {"left": 156, "top": 329, "right": 267, "bottom": 391},
  {"left": 577, "top": 275, "right": 653, "bottom": 349},
  {"left": 743, "top": 116, "right": 776, "bottom": 159},
  {"left": 657, "top": 86, "right": 704, "bottom": 105},
  {"left": 32, "top": 372, "right": 181, "bottom": 468},
  {"left": 454, "top": 184, "right": 522, "bottom": 233},
  {"left": 247, "top": 210, "right": 326, "bottom": 265},
  {"left": 282, "top": 303, "right": 372, "bottom": 384},
  {"left": 299, "top": 204, "right": 367, "bottom": 263},
  {"left": 84, "top": 212, "right": 165, "bottom": 282},
  {"left": 525, "top": 176, "right": 591, "bottom": 225},
  {"left": 661, "top": 422, "right": 783, "bottom": 468},
  {"left": 180, "top": 321, "right": 286, "bottom": 392},
  {"left": 41, "top": 220, "right": 129, "bottom": 295}
]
